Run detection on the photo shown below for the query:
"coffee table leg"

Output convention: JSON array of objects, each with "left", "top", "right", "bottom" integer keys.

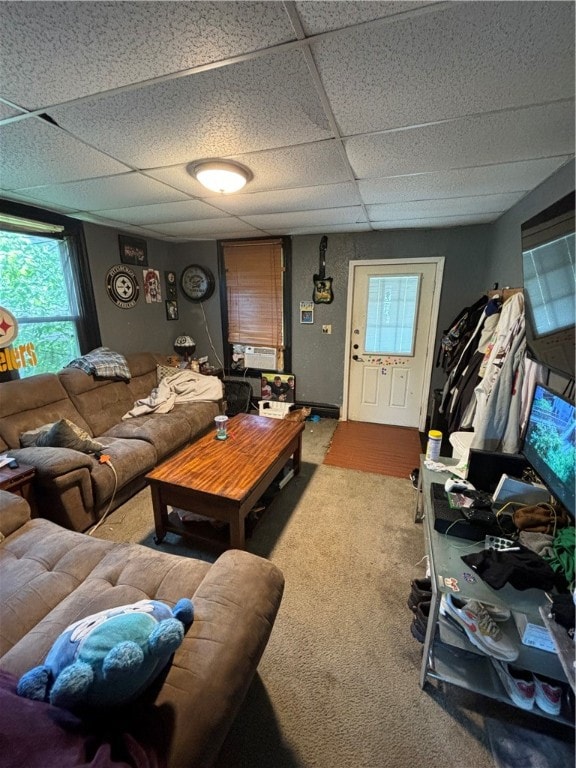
[
  {"left": 229, "top": 513, "right": 245, "bottom": 550},
  {"left": 149, "top": 483, "right": 167, "bottom": 544},
  {"left": 293, "top": 434, "right": 302, "bottom": 476}
]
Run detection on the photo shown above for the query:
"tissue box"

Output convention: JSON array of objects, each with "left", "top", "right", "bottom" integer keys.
[{"left": 512, "top": 612, "right": 556, "bottom": 653}]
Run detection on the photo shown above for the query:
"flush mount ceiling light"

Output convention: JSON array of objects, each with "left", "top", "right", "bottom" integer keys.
[{"left": 188, "top": 160, "right": 253, "bottom": 194}]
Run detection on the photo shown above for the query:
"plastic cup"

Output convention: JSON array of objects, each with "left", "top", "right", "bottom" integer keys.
[{"left": 215, "top": 415, "right": 229, "bottom": 440}]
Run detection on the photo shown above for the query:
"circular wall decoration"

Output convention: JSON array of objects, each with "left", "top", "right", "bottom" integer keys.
[
  {"left": 0, "top": 306, "right": 18, "bottom": 348},
  {"left": 106, "top": 265, "right": 140, "bottom": 309},
  {"left": 180, "top": 264, "right": 215, "bottom": 302}
]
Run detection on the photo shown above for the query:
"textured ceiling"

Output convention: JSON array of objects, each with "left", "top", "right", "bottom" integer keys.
[{"left": 0, "top": 1, "right": 574, "bottom": 242}]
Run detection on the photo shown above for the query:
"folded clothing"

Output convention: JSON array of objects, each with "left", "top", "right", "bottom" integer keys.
[{"left": 461, "top": 546, "right": 568, "bottom": 592}]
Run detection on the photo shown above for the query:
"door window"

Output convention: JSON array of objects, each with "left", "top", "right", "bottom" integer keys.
[{"left": 365, "top": 274, "right": 420, "bottom": 355}]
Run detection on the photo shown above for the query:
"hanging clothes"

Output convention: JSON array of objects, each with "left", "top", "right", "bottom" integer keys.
[{"left": 470, "top": 293, "right": 526, "bottom": 452}]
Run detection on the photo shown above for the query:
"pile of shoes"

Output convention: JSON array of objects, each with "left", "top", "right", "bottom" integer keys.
[{"left": 407, "top": 577, "right": 432, "bottom": 642}]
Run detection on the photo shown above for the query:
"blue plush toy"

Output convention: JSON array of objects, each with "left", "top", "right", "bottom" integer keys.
[{"left": 17, "top": 598, "right": 194, "bottom": 710}]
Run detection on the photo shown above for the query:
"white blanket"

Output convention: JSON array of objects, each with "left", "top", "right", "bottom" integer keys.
[{"left": 123, "top": 370, "right": 223, "bottom": 418}]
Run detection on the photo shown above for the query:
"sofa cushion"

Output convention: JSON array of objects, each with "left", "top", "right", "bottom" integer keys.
[
  {"left": 89, "top": 438, "right": 157, "bottom": 508},
  {"left": 0, "top": 374, "right": 92, "bottom": 450},
  {"left": 103, "top": 413, "right": 192, "bottom": 461},
  {"left": 156, "top": 364, "right": 180, "bottom": 384}
]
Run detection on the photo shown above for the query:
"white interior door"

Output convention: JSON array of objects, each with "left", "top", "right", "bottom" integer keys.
[{"left": 344, "top": 259, "right": 444, "bottom": 429}]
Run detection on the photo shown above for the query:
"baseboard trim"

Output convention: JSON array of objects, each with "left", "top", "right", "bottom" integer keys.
[{"left": 297, "top": 402, "right": 340, "bottom": 419}]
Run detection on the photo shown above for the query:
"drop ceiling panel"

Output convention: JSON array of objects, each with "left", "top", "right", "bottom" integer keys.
[
  {"left": 358, "top": 158, "right": 572, "bottom": 205},
  {"left": 266, "top": 222, "right": 372, "bottom": 236},
  {"left": 0, "top": 118, "right": 130, "bottom": 189},
  {"left": 213, "top": 182, "right": 362, "bottom": 216},
  {"left": 0, "top": 1, "right": 295, "bottom": 109},
  {"left": 312, "top": 2, "right": 575, "bottom": 135},
  {"left": 148, "top": 218, "right": 262, "bottom": 238},
  {"left": 50, "top": 49, "right": 332, "bottom": 168},
  {"left": 346, "top": 101, "right": 576, "bottom": 179},
  {"left": 0, "top": 103, "right": 23, "bottom": 120},
  {"left": 96, "top": 199, "right": 230, "bottom": 226},
  {"left": 18, "top": 173, "right": 189, "bottom": 211},
  {"left": 373, "top": 213, "right": 499, "bottom": 229},
  {"left": 295, "top": 1, "right": 436, "bottom": 35},
  {"left": 366, "top": 193, "right": 522, "bottom": 222},
  {"left": 147, "top": 140, "right": 352, "bottom": 196},
  {"left": 243, "top": 207, "right": 367, "bottom": 230}
]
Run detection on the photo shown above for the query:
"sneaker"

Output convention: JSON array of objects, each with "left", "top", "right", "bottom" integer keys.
[
  {"left": 410, "top": 468, "right": 419, "bottom": 489},
  {"left": 407, "top": 577, "right": 432, "bottom": 611},
  {"left": 441, "top": 594, "right": 519, "bottom": 661},
  {"left": 491, "top": 658, "right": 535, "bottom": 710},
  {"left": 533, "top": 673, "right": 563, "bottom": 715},
  {"left": 410, "top": 600, "right": 430, "bottom": 643},
  {"left": 460, "top": 597, "right": 511, "bottom": 622}
]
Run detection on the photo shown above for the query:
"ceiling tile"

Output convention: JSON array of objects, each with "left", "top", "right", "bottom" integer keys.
[
  {"left": 295, "top": 1, "right": 434, "bottom": 35},
  {"left": 366, "top": 193, "right": 522, "bottom": 222},
  {"left": 50, "top": 49, "right": 332, "bottom": 168},
  {"left": 17, "top": 173, "right": 189, "bottom": 210},
  {"left": 147, "top": 218, "right": 262, "bottom": 238},
  {"left": 213, "top": 182, "right": 362, "bottom": 216},
  {"left": 266, "top": 223, "right": 372, "bottom": 235},
  {"left": 0, "top": 117, "right": 130, "bottom": 189},
  {"left": 243, "top": 206, "right": 367, "bottom": 229},
  {"left": 372, "top": 213, "right": 499, "bottom": 229},
  {"left": 346, "top": 101, "right": 575, "bottom": 178},
  {"left": 358, "top": 158, "right": 572, "bottom": 204},
  {"left": 0, "top": 103, "right": 24, "bottom": 120},
  {"left": 146, "top": 140, "right": 352, "bottom": 196},
  {"left": 312, "top": 2, "right": 575, "bottom": 134},
  {"left": 0, "top": 1, "right": 295, "bottom": 109},
  {"left": 96, "top": 199, "right": 229, "bottom": 226}
]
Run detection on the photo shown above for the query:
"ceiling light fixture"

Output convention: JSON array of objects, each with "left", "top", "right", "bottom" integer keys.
[{"left": 189, "top": 160, "right": 253, "bottom": 194}]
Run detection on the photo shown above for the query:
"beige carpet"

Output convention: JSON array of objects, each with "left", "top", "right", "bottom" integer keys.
[
  {"left": 323, "top": 420, "right": 422, "bottom": 478},
  {"left": 93, "top": 419, "right": 574, "bottom": 768}
]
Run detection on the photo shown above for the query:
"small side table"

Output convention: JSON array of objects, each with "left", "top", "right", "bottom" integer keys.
[{"left": 0, "top": 462, "right": 37, "bottom": 515}]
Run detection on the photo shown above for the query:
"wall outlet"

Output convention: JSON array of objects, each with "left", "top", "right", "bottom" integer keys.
[{"left": 322, "top": 324, "right": 332, "bottom": 334}]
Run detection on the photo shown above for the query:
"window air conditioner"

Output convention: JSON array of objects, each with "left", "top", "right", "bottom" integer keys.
[{"left": 244, "top": 346, "right": 277, "bottom": 370}]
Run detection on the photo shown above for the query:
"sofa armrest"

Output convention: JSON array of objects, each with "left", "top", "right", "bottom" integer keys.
[
  {"left": 148, "top": 549, "right": 285, "bottom": 768},
  {"left": 0, "top": 490, "right": 31, "bottom": 538},
  {"left": 8, "top": 447, "right": 94, "bottom": 478}
]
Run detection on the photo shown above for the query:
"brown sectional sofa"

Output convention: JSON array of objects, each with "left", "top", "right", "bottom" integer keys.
[
  {"left": 0, "top": 353, "right": 222, "bottom": 532},
  {"left": 0, "top": 490, "right": 284, "bottom": 767}
]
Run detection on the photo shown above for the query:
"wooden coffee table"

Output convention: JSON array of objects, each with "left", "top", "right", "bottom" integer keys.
[{"left": 146, "top": 413, "right": 304, "bottom": 550}]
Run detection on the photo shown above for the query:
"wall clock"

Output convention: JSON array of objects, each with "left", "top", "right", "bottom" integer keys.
[{"left": 180, "top": 264, "right": 215, "bottom": 302}]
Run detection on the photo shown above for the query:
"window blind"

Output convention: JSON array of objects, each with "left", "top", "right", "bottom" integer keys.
[{"left": 223, "top": 239, "right": 284, "bottom": 348}]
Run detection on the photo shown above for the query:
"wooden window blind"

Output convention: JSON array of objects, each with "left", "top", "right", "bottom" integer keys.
[{"left": 223, "top": 239, "right": 284, "bottom": 349}]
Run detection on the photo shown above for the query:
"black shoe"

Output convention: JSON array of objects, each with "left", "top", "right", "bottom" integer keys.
[
  {"left": 407, "top": 577, "right": 432, "bottom": 611},
  {"left": 410, "top": 468, "right": 420, "bottom": 489},
  {"left": 410, "top": 600, "right": 431, "bottom": 643}
]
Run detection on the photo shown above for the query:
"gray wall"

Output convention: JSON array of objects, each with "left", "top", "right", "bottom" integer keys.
[{"left": 83, "top": 160, "right": 574, "bottom": 412}]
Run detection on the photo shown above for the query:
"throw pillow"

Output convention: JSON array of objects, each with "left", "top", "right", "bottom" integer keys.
[
  {"left": 34, "top": 418, "right": 104, "bottom": 454},
  {"left": 156, "top": 364, "right": 180, "bottom": 385},
  {"left": 17, "top": 598, "right": 194, "bottom": 710},
  {"left": 20, "top": 423, "right": 55, "bottom": 447}
]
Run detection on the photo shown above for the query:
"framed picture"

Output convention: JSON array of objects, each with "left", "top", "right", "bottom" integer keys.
[
  {"left": 261, "top": 372, "right": 295, "bottom": 403},
  {"left": 118, "top": 235, "right": 148, "bottom": 267},
  {"left": 165, "top": 300, "right": 179, "bottom": 320},
  {"left": 300, "top": 301, "right": 314, "bottom": 324},
  {"left": 164, "top": 270, "right": 177, "bottom": 299}
]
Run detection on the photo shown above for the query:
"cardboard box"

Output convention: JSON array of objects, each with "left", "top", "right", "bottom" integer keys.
[{"left": 513, "top": 611, "right": 557, "bottom": 654}]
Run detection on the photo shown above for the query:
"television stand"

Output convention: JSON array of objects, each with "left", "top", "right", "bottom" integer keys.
[{"left": 416, "top": 455, "right": 573, "bottom": 726}]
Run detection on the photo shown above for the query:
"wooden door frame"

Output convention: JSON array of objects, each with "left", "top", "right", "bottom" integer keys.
[{"left": 342, "top": 257, "right": 445, "bottom": 432}]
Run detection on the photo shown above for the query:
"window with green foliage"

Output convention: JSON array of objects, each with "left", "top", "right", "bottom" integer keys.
[{"left": 0, "top": 202, "right": 100, "bottom": 380}]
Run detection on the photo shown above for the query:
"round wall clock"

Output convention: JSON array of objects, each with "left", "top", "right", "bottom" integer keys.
[{"left": 180, "top": 264, "right": 215, "bottom": 302}]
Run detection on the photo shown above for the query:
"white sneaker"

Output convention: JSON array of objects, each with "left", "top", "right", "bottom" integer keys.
[
  {"left": 533, "top": 673, "right": 562, "bottom": 715},
  {"left": 491, "top": 658, "right": 535, "bottom": 710},
  {"left": 442, "top": 594, "right": 519, "bottom": 661}
]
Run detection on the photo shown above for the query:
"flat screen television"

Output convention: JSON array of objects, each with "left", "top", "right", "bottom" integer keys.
[
  {"left": 521, "top": 382, "right": 575, "bottom": 518},
  {"left": 521, "top": 191, "right": 575, "bottom": 379}
]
